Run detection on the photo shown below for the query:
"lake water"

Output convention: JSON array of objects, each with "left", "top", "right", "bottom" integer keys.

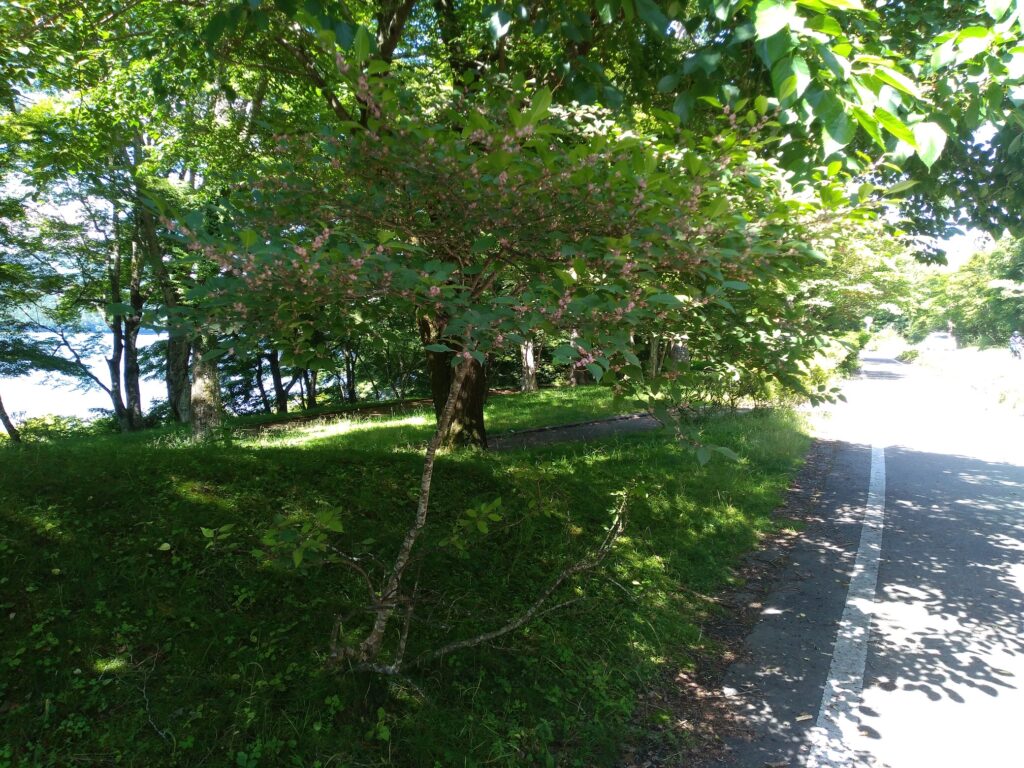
[{"left": 2, "top": 333, "right": 167, "bottom": 421}]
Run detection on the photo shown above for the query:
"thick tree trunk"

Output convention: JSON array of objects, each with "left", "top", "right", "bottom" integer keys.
[
  {"left": 520, "top": 340, "right": 538, "bottom": 392},
  {"left": 304, "top": 369, "right": 319, "bottom": 409},
  {"left": 190, "top": 336, "right": 223, "bottom": 439},
  {"left": 122, "top": 324, "right": 143, "bottom": 429},
  {"left": 136, "top": 199, "right": 191, "bottom": 422},
  {"left": 418, "top": 313, "right": 487, "bottom": 449},
  {"left": 267, "top": 350, "right": 288, "bottom": 413},
  {"left": 0, "top": 392, "right": 21, "bottom": 443},
  {"left": 166, "top": 337, "right": 192, "bottom": 423}
]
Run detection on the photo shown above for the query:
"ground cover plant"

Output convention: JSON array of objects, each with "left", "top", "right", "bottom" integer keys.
[{"left": 0, "top": 389, "right": 808, "bottom": 767}]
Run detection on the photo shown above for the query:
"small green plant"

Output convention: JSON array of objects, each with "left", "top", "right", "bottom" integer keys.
[{"left": 896, "top": 348, "right": 920, "bottom": 363}]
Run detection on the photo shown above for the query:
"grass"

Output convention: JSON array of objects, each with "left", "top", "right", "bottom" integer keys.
[{"left": 0, "top": 386, "right": 810, "bottom": 767}]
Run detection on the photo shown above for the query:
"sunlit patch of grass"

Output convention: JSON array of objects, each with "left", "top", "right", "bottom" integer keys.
[{"left": 93, "top": 656, "right": 128, "bottom": 674}]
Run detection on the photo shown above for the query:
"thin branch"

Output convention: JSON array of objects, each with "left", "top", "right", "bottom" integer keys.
[{"left": 408, "top": 495, "right": 628, "bottom": 668}]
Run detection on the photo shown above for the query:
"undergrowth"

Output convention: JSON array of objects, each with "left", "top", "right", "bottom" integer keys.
[{"left": 0, "top": 387, "right": 809, "bottom": 767}]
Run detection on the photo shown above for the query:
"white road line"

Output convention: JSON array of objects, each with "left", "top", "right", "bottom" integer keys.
[{"left": 806, "top": 445, "right": 886, "bottom": 768}]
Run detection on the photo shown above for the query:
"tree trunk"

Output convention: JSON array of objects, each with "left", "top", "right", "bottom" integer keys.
[
  {"left": 418, "top": 313, "right": 487, "bottom": 449},
  {"left": 190, "top": 336, "right": 223, "bottom": 439},
  {"left": 107, "top": 319, "right": 130, "bottom": 430},
  {"left": 304, "top": 369, "right": 319, "bottom": 409},
  {"left": 567, "top": 330, "right": 589, "bottom": 386},
  {"left": 648, "top": 334, "right": 662, "bottom": 379},
  {"left": 255, "top": 357, "right": 272, "bottom": 414},
  {"left": 520, "top": 340, "right": 538, "bottom": 392},
  {"left": 267, "top": 350, "right": 288, "bottom": 413},
  {"left": 344, "top": 350, "right": 358, "bottom": 403},
  {"left": 167, "top": 337, "right": 192, "bottom": 423},
  {"left": 0, "top": 392, "right": 21, "bottom": 443},
  {"left": 136, "top": 197, "right": 191, "bottom": 422},
  {"left": 122, "top": 246, "right": 145, "bottom": 430}
]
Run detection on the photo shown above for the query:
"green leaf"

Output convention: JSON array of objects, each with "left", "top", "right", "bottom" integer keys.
[
  {"left": 586, "top": 363, "right": 605, "bottom": 381},
  {"left": 911, "top": 121, "right": 947, "bottom": 168},
  {"left": 806, "top": 13, "right": 842, "bottom": 36},
  {"left": 673, "top": 91, "right": 696, "bottom": 123},
  {"left": 657, "top": 73, "right": 680, "bottom": 93},
  {"left": 956, "top": 27, "right": 992, "bottom": 64},
  {"left": 352, "top": 25, "right": 371, "bottom": 62},
  {"left": 851, "top": 106, "right": 884, "bottom": 147},
  {"left": 754, "top": 0, "right": 798, "bottom": 40},
  {"left": 695, "top": 445, "right": 712, "bottom": 465},
  {"left": 425, "top": 343, "right": 453, "bottom": 353},
  {"left": 874, "top": 66, "right": 922, "bottom": 99},
  {"left": 874, "top": 107, "right": 916, "bottom": 146},
  {"left": 239, "top": 228, "right": 259, "bottom": 248},
  {"left": 203, "top": 11, "right": 230, "bottom": 46},
  {"left": 158, "top": 542, "right": 171, "bottom": 551},
  {"left": 200, "top": 527, "right": 215, "bottom": 538},
  {"left": 635, "top": 0, "right": 670, "bottom": 33},
  {"left": 772, "top": 55, "right": 811, "bottom": 102},
  {"left": 885, "top": 178, "right": 919, "bottom": 195},
  {"left": 293, "top": 548, "right": 304, "bottom": 567},
  {"left": 528, "top": 87, "right": 553, "bottom": 122}
]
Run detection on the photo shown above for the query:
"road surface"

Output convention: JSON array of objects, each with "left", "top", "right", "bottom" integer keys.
[{"left": 719, "top": 353, "right": 1024, "bottom": 767}]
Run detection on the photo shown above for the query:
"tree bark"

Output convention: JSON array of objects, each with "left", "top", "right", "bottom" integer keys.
[
  {"left": 190, "top": 336, "right": 223, "bottom": 439},
  {"left": 304, "top": 369, "right": 319, "bottom": 409},
  {"left": 344, "top": 350, "right": 358, "bottom": 402},
  {"left": 106, "top": 318, "right": 129, "bottom": 429},
  {"left": 267, "top": 350, "right": 288, "bottom": 413},
  {"left": 0, "top": 392, "right": 21, "bottom": 443},
  {"left": 122, "top": 242, "right": 145, "bottom": 429},
  {"left": 135, "top": 182, "right": 191, "bottom": 422},
  {"left": 648, "top": 334, "right": 662, "bottom": 379},
  {"left": 255, "top": 357, "right": 272, "bottom": 414},
  {"left": 520, "top": 339, "right": 538, "bottom": 392},
  {"left": 567, "top": 330, "right": 589, "bottom": 386},
  {"left": 418, "top": 313, "right": 487, "bottom": 449}
]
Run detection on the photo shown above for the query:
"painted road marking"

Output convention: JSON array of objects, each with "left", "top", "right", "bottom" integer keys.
[{"left": 806, "top": 445, "right": 886, "bottom": 767}]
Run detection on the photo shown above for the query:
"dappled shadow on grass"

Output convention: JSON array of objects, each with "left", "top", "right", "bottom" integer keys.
[{"left": 0, "top": 410, "right": 808, "bottom": 767}]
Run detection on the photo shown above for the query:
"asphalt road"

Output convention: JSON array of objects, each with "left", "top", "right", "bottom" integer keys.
[{"left": 719, "top": 353, "right": 1024, "bottom": 767}]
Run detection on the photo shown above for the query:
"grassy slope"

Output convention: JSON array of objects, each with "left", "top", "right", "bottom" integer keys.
[{"left": 0, "top": 387, "right": 809, "bottom": 767}]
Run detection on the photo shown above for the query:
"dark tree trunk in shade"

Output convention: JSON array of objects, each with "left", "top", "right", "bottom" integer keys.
[
  {"left": 304, "top": 369, "right": 318, "bottom": 409},
  {"left": 255, "top": 357, "right": 272, "bottom": 414},
  {"left": 166, "top": 337, "right": 192, "bottom": 423},
  {"left": 418, "top": 313, "right": 487, "bottom": 449},
  {"left": 344, "top": 351, "right": 358, "bottom": 403},
  {"left": 122, "top": 260, "right": 144, "bottom": 429},
  {"left": 190, "top": 336, "right": 223, "bottom": 439},
  {"left": 0, "top": 392, "right": 21, "bottom": 443},
  {"left": 520, "top": 340, "right": 538, "bottom": 392},
  {"left": 267, "top": 350, "right": 288, "bottom": 413}
]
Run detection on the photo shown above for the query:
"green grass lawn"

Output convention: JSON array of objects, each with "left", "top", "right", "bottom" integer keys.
[{"left": 0, "top": 386, "right": 810, "bottom": 767}]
